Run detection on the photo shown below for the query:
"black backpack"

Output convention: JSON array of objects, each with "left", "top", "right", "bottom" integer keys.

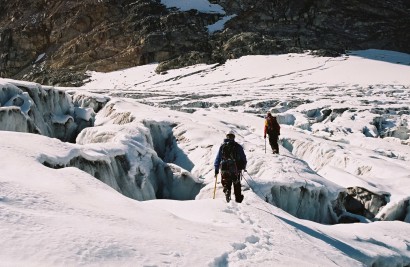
[
  {"left": 220, "top": 141, "right": 239, "bottom": 174},
  {"left": 267, "top": 116, "right": 280, "bottom": 135}
]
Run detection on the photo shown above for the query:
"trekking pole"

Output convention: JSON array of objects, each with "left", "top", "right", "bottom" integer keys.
[
  {"left": 265, "top": 138, "right": 266, "bottom": 154},
  {"left": 213, "top": 174, "right": 218, "bottom": 199}
]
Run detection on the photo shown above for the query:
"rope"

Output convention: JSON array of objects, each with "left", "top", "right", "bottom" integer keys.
[
  {"left": 242, "top": 170, "right": 274, "bottom": 205},
  {"left": 240, "top": 170, "right": 296, "bottom": 234},
  {"left": 238, "top": 161, "right": 340, "bottom": 265}
]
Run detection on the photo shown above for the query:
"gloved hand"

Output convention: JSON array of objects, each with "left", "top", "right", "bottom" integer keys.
[{"left": 215, "top": 169, "right": 219, "bottom": 176}]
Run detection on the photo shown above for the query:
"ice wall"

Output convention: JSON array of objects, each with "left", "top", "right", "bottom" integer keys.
[
  {"left": 377, "top": 197, "right": 410, "bottom": 223},
  {"left": 277, "top": 105, "right": 410, "bottom": 141},
  {"left": 0, "top": 81, "right": 95, "bottom": 142},
  {"left": 0, "top": 106, "right": 39, "bottom": 133},
  {"left": 42, "top": 122, "right": 202, "bottom": 201},
  {"left": 73, "top": 102, "right": 203, "bottom": 201},
  {"left": 270, "top": 183, "right": 337, "bottom": 224},
  {"left": 280, "top": 137, "right": 409, "bottom": 223},
  {"left": 143, "top": 120, "right": 195, "bottom": 172},
  {"left": 1, "top": 80, "right": 202, "bottom": 201}
]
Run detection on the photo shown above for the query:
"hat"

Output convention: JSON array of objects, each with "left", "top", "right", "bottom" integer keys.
[{"left": 226, "top": 130, "right": 235, "bottom": 137}]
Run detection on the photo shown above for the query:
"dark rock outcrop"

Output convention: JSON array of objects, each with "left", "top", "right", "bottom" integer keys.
[
  {"left": 1, "top": 0, "right": 409, "bottom": 85},
  {"left": 335, "top": 186, "right": 389, "bottom": 222}
]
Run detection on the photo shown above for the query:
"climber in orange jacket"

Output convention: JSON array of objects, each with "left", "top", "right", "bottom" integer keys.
[{"left": 264, "top": 112, "right": 280, "bottom": 154}]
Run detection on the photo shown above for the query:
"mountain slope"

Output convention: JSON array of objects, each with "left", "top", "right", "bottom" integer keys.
[{"left": 1, "top": 0, "right": 410, "bottom": 85}]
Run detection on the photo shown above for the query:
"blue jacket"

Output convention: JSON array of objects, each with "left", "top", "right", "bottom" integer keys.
[{"left": 214, "top": 139, "right": 247, "bottom": 171}]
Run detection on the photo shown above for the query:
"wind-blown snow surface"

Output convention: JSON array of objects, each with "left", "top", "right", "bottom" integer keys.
[{"left": 1, "top": 49, "right": 410, "bottom": 266}]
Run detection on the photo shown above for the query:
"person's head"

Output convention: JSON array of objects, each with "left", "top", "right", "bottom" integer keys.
[
  {"left": 266, "top": 111, "right": 272, "bottom": 118},
  {"left": 226, "top": 130, "right": 235, "bottom": 140}
]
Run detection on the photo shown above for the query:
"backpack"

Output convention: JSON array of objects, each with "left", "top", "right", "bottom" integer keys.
[
  {"left": 220, "top": 141, "right": 239, "bottom": 175},
  {"left": 267, "top": 116, "right": 280, "bottom": 135}
]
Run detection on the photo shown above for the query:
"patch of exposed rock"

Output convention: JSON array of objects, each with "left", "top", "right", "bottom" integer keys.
[{"left": 1, "top": 0, "right": 410, "bottom": 85}]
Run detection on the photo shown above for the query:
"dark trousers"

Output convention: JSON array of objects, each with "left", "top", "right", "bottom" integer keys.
[
  {"left": 221, "top": 172, "right": 242, "bottom": 200},
  {"left": 268, "top": 134, "right": 279, "bottom": 153}
]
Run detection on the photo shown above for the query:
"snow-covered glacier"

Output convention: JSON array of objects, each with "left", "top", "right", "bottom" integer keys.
[
  {"left": 1, "top": 50, "right": 410, "bottom": 266},
  {"left": 0, "top": 50, "right": 409, "bottom": 224}
]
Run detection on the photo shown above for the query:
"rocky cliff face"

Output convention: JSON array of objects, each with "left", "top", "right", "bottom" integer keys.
[{"left": 1, "top": 0, "right": 410, "bottom": 86}]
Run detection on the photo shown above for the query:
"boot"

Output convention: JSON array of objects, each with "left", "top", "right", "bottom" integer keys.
[
  {"left": 235, "top": 194, "right": 244, "bottom": 203},
  {"left": 225, "top": 190, "right": 231, "bottom": 203}
]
